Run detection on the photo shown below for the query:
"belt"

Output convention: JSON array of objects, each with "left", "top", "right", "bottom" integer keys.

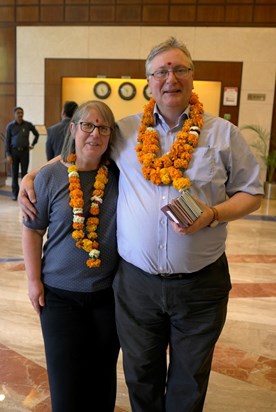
[
  {"left": 13, "top": 147, "right": 28, "bottom": 151},
  {"left": 157, "top": 254, "right": 226, "bottom": 280},
  {"left": 158, "top": 272, "right": 195, "bottom": 280}
]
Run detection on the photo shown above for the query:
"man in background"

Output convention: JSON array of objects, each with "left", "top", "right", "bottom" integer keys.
[
  {"left": 5, "top": 106, "right": 39, "bottom": 201},
  {"left": 46, "top": 101, "right": 78, "bottom": 160}
]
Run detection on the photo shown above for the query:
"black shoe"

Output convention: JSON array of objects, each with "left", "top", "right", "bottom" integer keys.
[{"left": 11, "top": 196, "right": 17, "bottom": 201}]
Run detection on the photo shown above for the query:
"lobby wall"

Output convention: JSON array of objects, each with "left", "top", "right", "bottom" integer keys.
[
  {"left": 15, "top": 26, "right": 276, "bottom": 178},
  {"left": 17, "top": 26, "right": 275, "bottom": 131}
]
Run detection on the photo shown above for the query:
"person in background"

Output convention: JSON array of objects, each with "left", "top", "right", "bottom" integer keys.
[
  {"left": 22, "top": 100, "right": 120, "bottom": 412},
  {"left": 5, "top": 106, "right": 39, "bottom": 200},
  {"left": 19, "top": 37, "right": 263, "bottom": 412},
  {"left": 46, "top": 100, "right": 78, "bottom": 160}
]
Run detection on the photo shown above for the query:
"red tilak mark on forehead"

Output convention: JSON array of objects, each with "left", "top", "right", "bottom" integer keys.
[
  {"left": 167, "top": 62, "right": 172, "bottom": 65},
  {"left": 95, "top": 118, "right": 99, "bottom": 123}
]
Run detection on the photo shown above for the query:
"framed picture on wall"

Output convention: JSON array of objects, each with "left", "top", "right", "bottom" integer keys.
[{"left": 223, "top": 87, "right": 238, "bottom": 106}]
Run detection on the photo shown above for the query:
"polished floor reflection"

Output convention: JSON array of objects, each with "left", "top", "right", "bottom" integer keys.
[{"left": 0, "top": 182, "right": 276, "bottom": 411}]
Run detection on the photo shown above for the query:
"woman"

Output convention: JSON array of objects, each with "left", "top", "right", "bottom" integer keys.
[{"left": 22, "top": 100, "right": 120, "bottom": 412}]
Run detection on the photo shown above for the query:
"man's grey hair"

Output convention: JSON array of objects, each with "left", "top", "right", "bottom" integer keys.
[{"left": 145, "top": 37, "right": 194, "bottom": 78}]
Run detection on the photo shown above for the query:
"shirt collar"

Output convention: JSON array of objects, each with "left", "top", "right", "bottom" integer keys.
[{"left": 153, "top": 103, "right": 190, "bottom": 127}]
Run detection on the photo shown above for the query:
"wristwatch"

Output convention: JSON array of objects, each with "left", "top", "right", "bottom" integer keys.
[{"left": 209, "top": 207, "right": 219, "bottom": 228}]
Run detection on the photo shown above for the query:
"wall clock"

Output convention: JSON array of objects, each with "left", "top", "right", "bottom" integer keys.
[
  {"left": 143, "top": 84, "right": 151, "bottom": 101},
  {"left": 93, "top": 81, "right": 111, "bottom": 99},
  {"left": 118, "top": 82, "right": 136, "bottom": 100}
]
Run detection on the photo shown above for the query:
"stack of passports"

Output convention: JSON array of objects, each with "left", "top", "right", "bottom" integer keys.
[{"left": 161, "top": 190, "right": 203, "bottom": 227}]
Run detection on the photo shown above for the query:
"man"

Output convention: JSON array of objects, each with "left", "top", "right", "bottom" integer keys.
[
  {"left": 19, "top": 38, "right": 263, "bottom": 411},
  {"left": 5, "top": 106, "right": 39, "bottom": 200},
  {"left": 46, "top": 100, "right": 78, "bottom": 160}
]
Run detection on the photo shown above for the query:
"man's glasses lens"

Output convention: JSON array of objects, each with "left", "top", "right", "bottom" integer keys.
[
  {"left": 151, "top": 67, "right": 192, "bottom": 80},
  {"left": 80, "top": 122, "right": 112, "bottom": 135}
]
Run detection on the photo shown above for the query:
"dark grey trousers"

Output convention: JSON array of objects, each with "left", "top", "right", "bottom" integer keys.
[{"left": 113, "top": 254, "right": 231, "bottom": 412}]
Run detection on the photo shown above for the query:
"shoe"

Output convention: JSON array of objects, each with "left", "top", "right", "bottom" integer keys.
[{"left": 11, "top": 196, "right": 17, "bottom": 201}]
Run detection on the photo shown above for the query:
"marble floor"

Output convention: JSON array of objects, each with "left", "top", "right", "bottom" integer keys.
[{"left": 0, "top": 181, "right": 276, "bottom": 411}]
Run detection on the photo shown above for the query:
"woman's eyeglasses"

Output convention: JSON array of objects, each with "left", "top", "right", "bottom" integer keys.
[{"left": 79, "top": 122, "right": 112, "bottom": 136}]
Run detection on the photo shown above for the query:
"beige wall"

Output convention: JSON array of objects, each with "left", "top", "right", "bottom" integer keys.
[{"left": 16, "top": 26, "right": 276, "bottom": 172}]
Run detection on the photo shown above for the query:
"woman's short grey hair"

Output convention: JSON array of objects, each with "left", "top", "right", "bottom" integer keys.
[
  {"left": 145, "top": 37, "right": 194, "bottom": 78},
  {"left": 61, "top": 100, "right": 115, "bottom": 164}
]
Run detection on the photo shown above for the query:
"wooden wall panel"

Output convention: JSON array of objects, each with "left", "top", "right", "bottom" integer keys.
[
  {"left": 16, "top": 7, "right": 39, "bottom": 22},
  {"left": 90, "top": 6, "right": 116, "bottom": 22},
  {"left": 145, "top": 0, "right": 168, "bottom": 3},
  {"left": 0, "top": 84, "right": 15, "bottom": 95},
  {"left": 198, "top": 0, "right": 224, "bottom": 3},
  {"left": 142, "top": 6, "right": 169, "bottom": 22},
  {"left": 0, "top": 27, "right": 16, "bottom": 136},
  {"left": 256, "top": 0, "right": 274, "bottom": 3},
  {"left": 0, "top": 95, "right": 15, "bottom": 183},
  {"left": 89, "top": 0, "right": 116, "bottom": 4},
  {"left": 0, "top": 28, "right": 15, "bottom": 84},
  {"left": 17, "top": 0, "right": 39, "bottom": 5},
  {"left": 0, "top": 1, "right": 275, "bottom": 26},
  {"left": 66, "top": 0, "right": 89, "bottom": 4},
  {"left": 65, "top": 6, "right": 89, "bottom": 22},
  {"left": 0, "top": 27, "right": 15, "bottom": 183},
  {"left": 170, "top": 6, "right": 196, "bottom": 23},
  {"left": 1, "top": 0, "right": 15, "bottom": 5},
  {"left": 193, "top": 61, "right": 242, "bottom": 124},
  {"left": 0, "top": 7, "right": 15, "bottom": 22},
  {"left": 254, "top": 6, "right": 276, "bottom": 23},
  {"left": 40, "top": 6, "right": 64, "bottom": 22},
  {"left": 226, "top": 6, "right": 253, "bottom": 23},
  {"left": 197, "top": 6, "right": 225, "bottom": 22},
  {"left": 41, "top": 0, "right": 63, "bottom": 4},
  {"left": 117, "top": 0, "right": 140, "bottom": 3},
  {"left": 116, "top": 5, "right": 141, "bottom": 22},
  {"left": 229, "top": 0, "right": 252, "bottom": 3}
]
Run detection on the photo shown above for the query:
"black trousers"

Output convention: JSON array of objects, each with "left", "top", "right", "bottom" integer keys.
[
  {"left": 113, "top": 254, "right": 231, "bottom": 412},
  {"left": 40, "top": 286, "right": 120, "bottom": 412},
  {"left": 11, "top": 147, "right": 29, "bottom": 198}
]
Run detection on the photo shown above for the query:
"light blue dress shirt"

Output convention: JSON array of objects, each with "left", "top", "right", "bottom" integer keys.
[{"left": 112, "top": 108, "right": 263, "bottom": 274}]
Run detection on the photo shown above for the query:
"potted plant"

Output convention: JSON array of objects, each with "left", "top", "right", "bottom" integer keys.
[{"left": 241, "top": 124, "right": 276, "bottom": 199}]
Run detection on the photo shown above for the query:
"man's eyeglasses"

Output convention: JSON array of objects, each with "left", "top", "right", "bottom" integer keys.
[
  {"left": 78, "top": 122, "right": 112, "bottom": 136},
  {"left": 149, "top": 67, "right": 192, "bottom": 81}
]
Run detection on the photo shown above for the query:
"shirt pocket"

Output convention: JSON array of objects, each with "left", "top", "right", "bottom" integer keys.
[{"left": 186, "top": 146, "right": 216, "bottom": 183}]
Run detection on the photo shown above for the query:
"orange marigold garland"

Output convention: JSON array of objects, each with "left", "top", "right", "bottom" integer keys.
[
  {"left": 135, "top": 91, "right": 204, "bottom": 191},
  {"left": 67, "top": 153, "right": 108, "bottom": 268}
]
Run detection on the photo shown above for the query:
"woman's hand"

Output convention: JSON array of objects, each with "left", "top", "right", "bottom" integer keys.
[{"left": 28, "top": 279, "right": 45, "bottom": 315}]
